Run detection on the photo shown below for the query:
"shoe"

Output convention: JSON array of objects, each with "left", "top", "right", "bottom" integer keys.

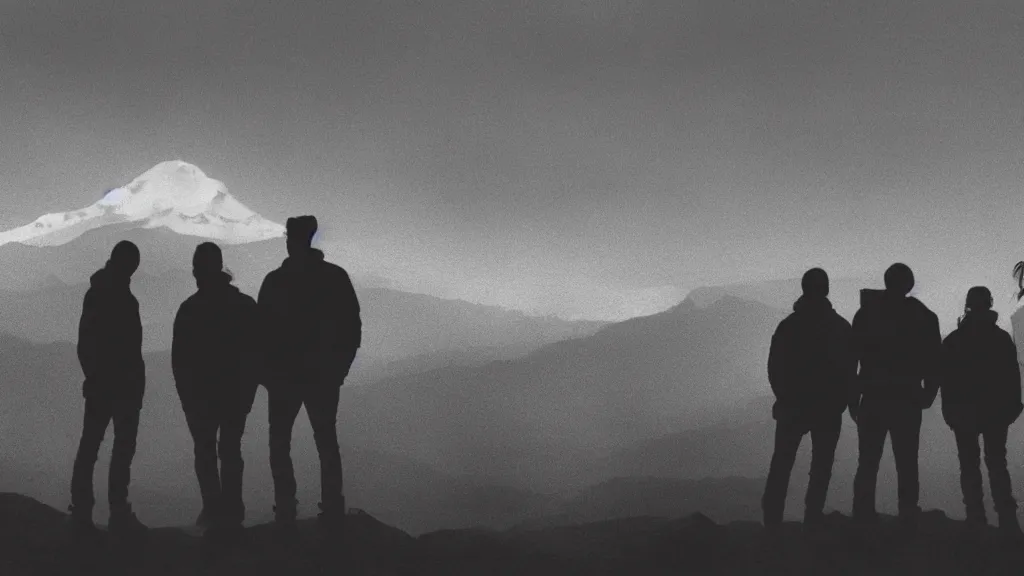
[
  {"left": 68, "top": 504, "right": 103, "bottom": 542},
  {"left": 317, "top": 499, "right": 346, "bottom": 535},
  {"left": 109, "top": 506, "right": 149, "bottom": 540},
  {"left": 999, "top": 513, "right": 1023, "bottom": 540},
  {"left": 803, "top": 511, "right": 828, "bottom": 531},
  {"left": 273, "top": 502, "right": 298, "bottom": 525}
]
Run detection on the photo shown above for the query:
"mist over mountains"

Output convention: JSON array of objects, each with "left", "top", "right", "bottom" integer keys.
[{"left": 1, "top": 161, "right": 1012, "bottom": 541}]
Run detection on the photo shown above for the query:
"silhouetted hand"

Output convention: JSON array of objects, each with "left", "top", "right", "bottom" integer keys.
[{"left": 848, "top": 401, "right": 859, "bottom": 423}]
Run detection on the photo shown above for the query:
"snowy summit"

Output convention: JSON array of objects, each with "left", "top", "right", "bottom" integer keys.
[{"left": 0, "top": 161, "right": 285, "bottom": 247}]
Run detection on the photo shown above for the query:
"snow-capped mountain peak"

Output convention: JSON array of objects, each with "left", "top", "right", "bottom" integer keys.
[{"left": 0, "top": 161, "right": 285, "bottom": 247}]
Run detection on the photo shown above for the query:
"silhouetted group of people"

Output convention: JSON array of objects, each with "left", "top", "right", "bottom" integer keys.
[
  {"left": 764, "top": 264, "right": 1024, "bottom": 538},
  {"left": 68, "top": 215, "right": 362, "bottom": 543},
  {"left": 65, "top": 215, "right": 1024, "bottom": 545}
]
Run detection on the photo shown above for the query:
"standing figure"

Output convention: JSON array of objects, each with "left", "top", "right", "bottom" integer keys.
[
  {"left": 940, "top": 286, "right": 1023, "bottom": 536},
  {"left": 172, "top": 243, "right": 259, "bottom": 536},
  {"left": 258, "top": 215, "right": 362, "bottom": 533},
  {"left": 70, "top": 240, "right": 149, "bottom": 539},
  {"left": 763, "top": 268, "right": 855, "bottom": 530},
  {"left": 850, "top": 263, "right": 942, "bottom": 532}
]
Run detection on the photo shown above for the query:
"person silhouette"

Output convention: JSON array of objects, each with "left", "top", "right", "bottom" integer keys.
[
  {"left": 850, "top": 263, "right": 942, "bottom": 534},
  {"left": 257, "top": 215, "right": 361, "bottom": 533},
  {"left": 940, "top": 286, "right": 1023, "bottom": 537},
  {"left": 172, "top": 243, "right": 259, "bottom": 537},
  {"left": 1009, "top": 262, "right": 1024, "bottom": 395},
  {"left": 762, "top": 268, "right": 855, "bottom": 530},
  {"left": 69, "top": 240, "right": 149, "bottom": 539}
]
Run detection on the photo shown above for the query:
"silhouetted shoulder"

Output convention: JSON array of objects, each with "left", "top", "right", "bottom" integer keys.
[
  {"left": 261, "top": 267, "right": 285, "bottom": 286},
  {"left": 176, "top": 292, "right": 201, "bottom": 312},
  {"left": 319, "top": 259, "right": 353, "bottom": 283},
  {"left": 906, "top": 296, "right": 938, "bottom": 323},
  {"left": 831, "top": 310, "right": 852, "bottom": 331}
]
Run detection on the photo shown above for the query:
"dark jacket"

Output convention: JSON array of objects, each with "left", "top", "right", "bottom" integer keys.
[
  {"left": 940, "top": 310, "right": 1023, "bottom": 429},
  {"left": 172, "top": 272, "right": 260, "bottom": 416},
  {"left": 77, "top": 267, "right": 146, "bottom": 408},
  {"left": 767, "top": 296, "right": 856, "bottom": 423},
  {"left": 852, "top": 290, "right": 942, "bottom": 409},
  {"left": 257, "top": 248, "right": 361, "bottom": 388}
]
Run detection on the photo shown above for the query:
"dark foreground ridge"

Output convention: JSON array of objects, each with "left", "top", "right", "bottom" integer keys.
[{"left": 3, "top": 493, "right": 1024, "bottom": 575}]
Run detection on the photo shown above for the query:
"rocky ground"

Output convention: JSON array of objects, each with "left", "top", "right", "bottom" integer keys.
[{"left": 3, "top": 493, "right": 1023, "bottom": 575}]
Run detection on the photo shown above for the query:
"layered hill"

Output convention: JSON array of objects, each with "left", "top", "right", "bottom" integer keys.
[{"left": 339, "top": 295, "right": 786, "bottom": 491}]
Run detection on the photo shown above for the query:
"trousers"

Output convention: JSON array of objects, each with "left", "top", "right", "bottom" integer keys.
[
  {"left": 953, "top": 425, "right": 1017, "bottom": 521},
  {"left": 762, "top": 411, "right": 842, "bottom": 525},
  {"left": 268, "top": 383, "right": 343, "bottom": 512},
  {"left": 852, "top": 400, "right": 922, "bottom": 519},
  {"left": 184, "top": 405, "right": 248, "bottom": 524},
  {"left": 71, "top": 395, "right": 140, "bottom": 512}
]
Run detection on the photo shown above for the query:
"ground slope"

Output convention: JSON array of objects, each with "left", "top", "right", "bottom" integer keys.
[{"left": 3, "top": 493, "right": 1023, "bottom": 575}]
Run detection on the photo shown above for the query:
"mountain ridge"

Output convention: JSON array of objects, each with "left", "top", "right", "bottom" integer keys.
[{"left": 0, "top": 160, "right": 284, "bottom": 248}]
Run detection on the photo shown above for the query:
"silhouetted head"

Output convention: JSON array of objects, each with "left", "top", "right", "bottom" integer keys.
[
  {"left": 800, "top": 268, "right": 829, "bottom": 299},
  {"left": 107, "top": 241, "right": 140, "bottom": 277},
  {"left": 286, "top": 215, "right": 318, "bottom": 257},
  {"left": 192, "top": 242, "right": 224, "bottom": 281},
  {"left": 883, "top": 263, "right": 914, "bottom": 296},
  {"left": 965, "top": 286, "right": 993, "bottom": 314},
  {"left": 1013, "top": 261, "right": 1024, "bottom": 302}
]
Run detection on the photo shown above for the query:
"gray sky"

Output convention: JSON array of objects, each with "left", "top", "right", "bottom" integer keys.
[{"left": 2, "top": 0, "right": 1024, "bottom": 321}]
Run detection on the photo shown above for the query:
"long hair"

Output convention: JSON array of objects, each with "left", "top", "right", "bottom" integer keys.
[{"left": 1014, "top": 261, "right": 1024, "bottom": 301}]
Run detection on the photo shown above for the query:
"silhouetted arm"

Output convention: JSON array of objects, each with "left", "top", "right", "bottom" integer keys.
[
  {"left": 76, "top": 288, "right": 101, "bottom": 382},
  {"left": 171, "top": 304, "right": 197, "bottom": 412},
  {"left": 1003, "top": 333, "right": 1023, "bottom": 426},
  {"left": 848, "top": 309, "right": 867, "bottom": 419},
  {"left": 766, "top": 322, "right": 788, "bottom": 400},
  {"left": 256, "top": 274, "right": 282, "bottom": 384},
  {"left": 237, "top": 294, "right": 261, "bottom": 412},
  {"left": 919, "top": 312, "right": 942, "bottom": 409},
  {"left": 336, "top": 267, "right": 361, "bottom": 351},
  {"left": 838, "top": 318, "right": 858, "bottom": 414}
]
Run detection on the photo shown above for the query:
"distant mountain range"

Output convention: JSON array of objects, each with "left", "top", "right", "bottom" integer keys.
[
  {"left": 0, "top": 161, "right": 607, "bottom": 367},
  {"left": 0, "top": 268, "right": 605, "bottom": 366},
  {"left": 0, "top": 290, "right": 784, "bottom": 531},
  {"left": 338, "top": 295, "right": 786, "bottom": 491}
]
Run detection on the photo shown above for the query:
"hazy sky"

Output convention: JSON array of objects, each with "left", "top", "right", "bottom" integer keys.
[{"left": 2, "top": 0, "right": 1024, "bottom": 321}]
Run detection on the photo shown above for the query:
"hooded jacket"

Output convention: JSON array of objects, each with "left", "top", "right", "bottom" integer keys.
[
  {"left": 172, "top": 271, "right": 260, "bottom": 416},
  {"left": 77, "top": 267, "right": 146, "bottom": 407},
  {"left": 851, "top": 291, "right": 942, "bottom": 409},
  {"left": 767, "top": 295, "right": 856, "bottom": 423},
  {"left": 940, "top": 310, "right": 1023, "bottom": 429},
  {"left": 257, "top": 248, "right": 361, "bottom": 388}
]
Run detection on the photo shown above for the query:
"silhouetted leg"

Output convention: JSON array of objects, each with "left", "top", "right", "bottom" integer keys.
[
  {"left": 218, "top": 410, "right": 247, "bottom": 526},
  {"left": 306, "top": 385, "right": 344, "bottom": 513},
  {"left": 762, "top": 418, "right": 804, "bottom": 527},
  {"left": 982, "top": 426, "right": 1017, "bottom": 526},
  {"left": 185, "top": 408, "right": 221, "bottom": 519},
  {"left": 268, "top": 386, "right": 303, "bottom": 518},
  {"left": 805, "top": 412, "right": 842, "bottom": 523},
  {"left": 71, "top": 397, "right": 113, "bottom": 514},
  {"left": 954, "top": 428, "right": 985, "bottom": 523},
  {"left": 852, "top": 405, "right": 887, "bottom": 522},
  {"left": 890, "top": 409, "right": 922, "bottom": 521},
  {"left": 108, "top": 404, "right": 140, "bottom": 514}
]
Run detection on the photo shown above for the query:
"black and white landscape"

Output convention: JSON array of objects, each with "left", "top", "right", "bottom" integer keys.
[
  {"left": 0, "top": 162, "right": 1013, "bottom": 538},
  {"left": 5, "top": 1, "right": 1024, "bottom": 574}
]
